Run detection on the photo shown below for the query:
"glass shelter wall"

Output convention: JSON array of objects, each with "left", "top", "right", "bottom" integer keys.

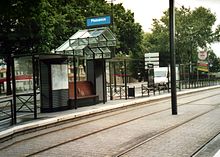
[
  {"left": 14, "top": 57, "right": 34, "bottom": 92},
  {"left": 68, "top": 58, "right": 86, "bottom": 82}
]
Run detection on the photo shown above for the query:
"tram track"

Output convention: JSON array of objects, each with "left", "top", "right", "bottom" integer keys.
[
  {"left": 190, "top": 131, "right": 220, "bottom": 157},
  {"left": 0, "top": 90, "right": 218, "bottom": 145},
  {"left": 16, "top": 93, "right": 220, "bottom": 156},
  {"left": 0, "top": 89, "right": 220, "bottom": 156},
  {"left": 113, "top": 107, "right": 218, "bottom": 157},
  {"left": 27, "top": 106, "right": 220, "bottom": 156}
]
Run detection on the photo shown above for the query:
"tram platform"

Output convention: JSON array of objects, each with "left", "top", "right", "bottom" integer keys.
[{"left": 0, "top": 85, "right": 220, "bottom": 157}]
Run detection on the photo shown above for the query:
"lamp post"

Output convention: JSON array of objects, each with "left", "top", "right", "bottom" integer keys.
[
  {"left": 106, "top": 0, "right": 115, "bottom": 33},
  {"left": 188, "top": 27, "right": 196, "bottom": 86},
  {"left": 169, "top": 0, "right": 177, "bottom": 115},
  {"left": 106, "top": 0, "right": 116, "bottom": 99}
]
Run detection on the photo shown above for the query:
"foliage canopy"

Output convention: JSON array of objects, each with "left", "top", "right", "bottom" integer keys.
[{"left": 144, "top": 6, "right": 220, "bottom": 69}]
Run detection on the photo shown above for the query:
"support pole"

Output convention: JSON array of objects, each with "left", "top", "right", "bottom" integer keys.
[
  {"left": 11, "top": 55, "right": 17, "bottom": 124},
  {"left": 102, "top": 59, "right": 106, "bottom": 104},
  {"left": 169, "top": 0, "right": 177, "bottom": 115},
  {"left": 109, "top": 62, "right": 113, "bottom": 100},
  {"left": 32, "top": 55, "right": 37, "bottom": 119},
  {"left": 124, "top": 59, "right": 127, "bottom": 100},
  {"left": 73, "top": 57, "right": 77, "bottom": 109}
]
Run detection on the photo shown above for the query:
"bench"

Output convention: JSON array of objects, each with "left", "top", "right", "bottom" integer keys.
[
  {"left": 155, "top": 84, "right": 168, "bottom": 94},
  {"left": 69, "top": 81, "right": 98, "bottom": 107},
  {"left": 141, "top": 84, "right": 156, "bottom": 96}
]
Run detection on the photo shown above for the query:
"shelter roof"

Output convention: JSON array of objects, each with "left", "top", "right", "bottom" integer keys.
[{"left": 55, "top": 27, "right": 116, "bottom": 59}]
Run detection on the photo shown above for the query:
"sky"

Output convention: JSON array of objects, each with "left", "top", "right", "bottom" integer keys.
[{"left": 114, "top": 0, "right": 220, "bottom": 57}]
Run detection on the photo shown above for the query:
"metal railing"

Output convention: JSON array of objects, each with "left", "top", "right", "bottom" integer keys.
[
  {"left": 178, "top": 78, "right": 220, "bottom": 90},
  {"left": 0, "top": 96, "right": 14, "bottom": 125}
]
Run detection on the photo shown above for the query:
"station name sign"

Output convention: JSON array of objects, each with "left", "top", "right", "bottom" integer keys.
[{"left": 86, "top": 15, "right": 111, "bottom": 27}]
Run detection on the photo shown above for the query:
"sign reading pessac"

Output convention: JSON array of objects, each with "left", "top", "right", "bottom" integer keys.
[{"left": 86, "top": 15, "right": 111, "bottom": 27}]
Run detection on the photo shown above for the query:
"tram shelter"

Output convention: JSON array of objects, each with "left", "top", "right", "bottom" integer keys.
[
  {"left": 11, "top": 27, "right": 116, "bottom": 123},
  {"left": 54, "top": 27, "right": 116, "bottom": 110}
]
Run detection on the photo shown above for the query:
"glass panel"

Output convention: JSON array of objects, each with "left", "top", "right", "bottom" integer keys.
[
  {"left": 89, "top": 37, "right": 98, "bottom": 44},
  {"left": 80, "top": 31, "right": 92, "bottom": 38},
  {"left": 78, "top": 38, "right": 88, "bottom": 46},
  {"left": 70, "top": 45, "right": 78, "bottom": 50},
  {"left": 95, "top": 53, "right": 102, "bottom": 59},
  {"left": 107, "top": 40, "right": 117, "bottom": 46},
  {"left": 91, "top": 29, "right": 104, "bottom": 37},
  {"left": 71, "top": 44, "right": 86, "bottom": 50},
  {"left": 66, "top": 46, "right": 73, "bottom": 51},
  {"left": 68, "top": 58, "right": 86, "bottom": 83},
  {"left": 86, "top": 54, "right": 94, "bottom": 59},
  {"left": 89, "top": 43, "right": 99, "bottom": 48},
  {"left": 64, "top": 50, "right": 73, "bottom": 55},
  {"left": 103, "top": 52, "right": 111, "bottom": 59},
  {"left": 14, "top": 57, "right": 33, "bottom": 93},
  {"left": 69, "top": 39, "right": 76, "bottom": 45},
  {"left": 74, "top": 49, "right": 83, "bottom": 56},
  {"left": 98, "top": 34, "right": 107, "bottom": 42},
  {"left": 103, "top": 29, "right": 115, "bottom": 40},
  {"left": 98, "top": 41, "right": 107, "bottom": 47},
  {"left": 76, "top": 45, "right": 87, "bottom": 50},
  {"left": 100, "top": 47, "right": 111, "bottom": 53},
  {"left": 70, "top": 39, "right": 78, "bottom": 48},
  {"left": 69, "top": 30, "right": 88, "bottom": 39},
  {"left": 91, "top": 48, "right": 102, "bottom": 54},
  {"left": 84, "top": 47, "right": 93, "bottom": 55}
]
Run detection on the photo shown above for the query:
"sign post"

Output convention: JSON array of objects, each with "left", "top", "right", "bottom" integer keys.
[{"left": 144, "top": 52, "right": 159, "bottom": 68}]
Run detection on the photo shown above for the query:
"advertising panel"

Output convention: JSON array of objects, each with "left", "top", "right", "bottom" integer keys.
[
  {"left": 51, "top": 64, "right": 68, "bottom": 90},
  {"left": 197, "top": 51, "right": 208, "bottom": 72}
]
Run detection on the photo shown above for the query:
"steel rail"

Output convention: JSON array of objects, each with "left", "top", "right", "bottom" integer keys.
[
  {"left": 190, "top": 131, "right": 220, "bottom": 157},
  {"left": 24, "top": 93, "right": 220, "bottom": 156},
  {"left": 113, "top": 107, "right": 217, "bottom": 157},
  {"left": 1, "top": 90, "right": 218, "bottom": 149}
]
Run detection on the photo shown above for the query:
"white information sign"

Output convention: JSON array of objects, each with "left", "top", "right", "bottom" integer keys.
[
  {"left": 51, "top": 64, "right": 68, "bottom": 90},
  {"left": 145, "top": 52, "right": 159, "bottom": 68}
]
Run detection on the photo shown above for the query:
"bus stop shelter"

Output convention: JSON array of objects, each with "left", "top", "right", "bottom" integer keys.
[
  {"left": 55, "top": 27, "right": 116, "bottom": 109},
  {"left": 11, "top": 27, "right": 116, "bottom": 124}
]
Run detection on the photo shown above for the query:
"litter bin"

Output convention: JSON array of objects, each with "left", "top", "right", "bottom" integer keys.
[{"left": 128, "top": 86, "right": 135, "bottom": 98}]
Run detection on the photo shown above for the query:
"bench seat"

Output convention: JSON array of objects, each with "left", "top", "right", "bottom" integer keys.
[
  {"left": 69, "top": 81, "right": 98, "bottom": 107},
  {"left": 141, "top": 84, "right": 156, "bottom": 96}
]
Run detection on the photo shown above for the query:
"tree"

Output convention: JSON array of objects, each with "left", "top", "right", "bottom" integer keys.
[
  {"left": 0, "top": 0, "right": 110, "bottom": 94},
  {"left": 144, "top": 6, "right": 220, "bottom": 67},
  {"left": 0, "top": 0, "right": 40, "bottom": 94},
  {"left": 0, "top": 0, "right": 144, "bottom": 92},
  {"left": 208, "top": 50, "right": 220, "bottom": 72},
  {"left": 113, "top": 4, "right": 143, "bottom": 57},
  {"left": 112, "top": 4, "right": 144, "bottom": 79}
]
